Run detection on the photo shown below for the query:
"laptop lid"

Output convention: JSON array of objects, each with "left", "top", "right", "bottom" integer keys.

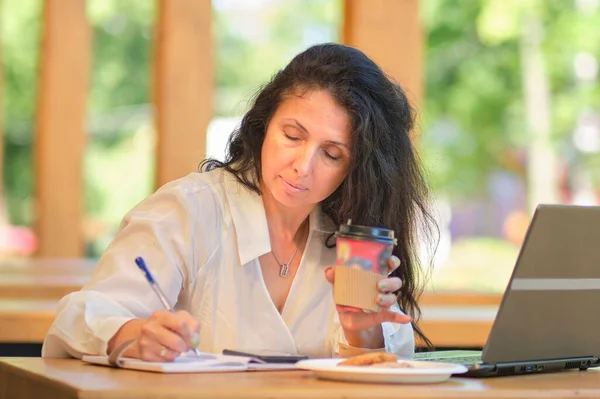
[{"left": 481, "top": 204, "right": 600, "bottom": 364}]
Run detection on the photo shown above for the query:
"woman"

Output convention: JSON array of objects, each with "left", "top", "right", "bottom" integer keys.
[{"left": 42, "top": 43, "right": 437, "bottom": 361}]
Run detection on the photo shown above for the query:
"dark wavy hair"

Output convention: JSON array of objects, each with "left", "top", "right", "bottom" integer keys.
[{"left": 201, "top": 43, "right": 438, "bottom": 348}]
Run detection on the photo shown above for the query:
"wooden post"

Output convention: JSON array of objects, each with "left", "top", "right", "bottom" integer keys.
[
  {"left": 342, "top": 0, "right": 423, "bottom": 109},
  {"left": 153, "top": 0, "right": 213, "bottom": 188},
  {"left": 34, "top": 0, "right": 90, "bottom": 257}
]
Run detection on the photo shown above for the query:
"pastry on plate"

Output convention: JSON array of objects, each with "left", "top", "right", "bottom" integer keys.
[
  {"left": 370, "top": 361, "right": 414, "bottom": 368},
  {"left": 337, "top": 351, "right": 398, "bottom": 366}
]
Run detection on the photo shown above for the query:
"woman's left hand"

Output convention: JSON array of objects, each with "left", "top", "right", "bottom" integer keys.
[{"left": 325, "top": 255, "right": 412, "bottom": 348}]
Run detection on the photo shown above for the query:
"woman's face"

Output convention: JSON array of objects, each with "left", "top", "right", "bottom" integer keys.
[{"left": 260, "top": 89, "right": 352, "bottom": 211}]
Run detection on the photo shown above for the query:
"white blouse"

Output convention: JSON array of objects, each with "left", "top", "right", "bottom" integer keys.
[{"left": 42, "top": 168, "right": 414, "bottom": 359}]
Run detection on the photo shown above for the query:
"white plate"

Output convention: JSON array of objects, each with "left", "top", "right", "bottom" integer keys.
[{"left": 296, "top": 358, "right": 468, "bottom": 384}]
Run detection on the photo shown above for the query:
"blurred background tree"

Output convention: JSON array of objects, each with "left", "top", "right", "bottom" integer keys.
[
  {"left": 421, "top": 0, "right": 600, "bottom": 201},
  {"left": 420, "top": 0, "right": 600, "bottom": 290},
  {"left": 1, "top": 0, "right": 340, "bottom": 255},
  {"left": 2, "top": 0, "right": 41, "bottom": 227}
]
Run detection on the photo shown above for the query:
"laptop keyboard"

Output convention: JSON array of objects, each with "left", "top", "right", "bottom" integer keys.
[
  {"left": 414, "top": 351, "right": 483, "bottom": 365},
  {"left": 419, "top": 356, "right": 481, "bottom": 365}
]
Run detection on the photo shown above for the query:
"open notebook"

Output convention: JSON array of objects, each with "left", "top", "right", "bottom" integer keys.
[{"left": 82, "top": 351, "right": 298, "bottom": 373}]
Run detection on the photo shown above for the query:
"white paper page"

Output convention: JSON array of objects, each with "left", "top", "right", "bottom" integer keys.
[{"left": 81, "top": 352, "right": 255, "bottom": 373}]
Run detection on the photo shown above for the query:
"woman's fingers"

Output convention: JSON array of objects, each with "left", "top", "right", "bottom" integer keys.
[
  {"left": 140, "top": 320, "right": 186, "bottom": 353},
  {"left": 376, "top": 292, "right": 398, "bottom": 308},
  {"left": 372, "top": 309, "right": 412, "bottom": 325},
  {"left": 173, "top": 310, "right": 200, "bottom": 348},
  {"left": 335, "top": 304, "right": 363, "bottom": 313},
  {"left": 154, "top": 310, "right": 199, "bottom": 349},
  {"left": 377, "top": 276, "right": 402, "bottom": 293},
  {"left": 326, "top": 255, "right": 411, "bottom": 337},
  {"left": 339, "top": 308, "right": 412, "bottom": 332},
  {"left": 136, "top": 310, "right": 199, "bottom": 362},
  {"left": 325, "top": 267, "right": 335, "bottom": 284},
  {"left": 137, "top": 334, "right": 180, "bottom": 362},
  {"left": 387, "top": 255, "right": 401, "bottom": 274}
]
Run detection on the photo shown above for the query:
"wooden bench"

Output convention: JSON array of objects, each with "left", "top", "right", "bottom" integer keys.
[
  {"left": 0, "top": 259, "right": 498, "bottom": 348},
  {"left": 0, "top": 259, "right": 95, "bottom": 355},
  {"left": 418, "top": 305, "right": 496, "bottom": 348},
  {"left": 0, "top": 297, "right": 496, "bottom": 349},
  {"left": 0, "top": 258, "right": 95, "bottom": 300},
  {"left": 416, "top": 292, "right": 499, "bottom": 348},
  {"left": 0, "top": 300, "right": 57, "bottom": 343},
  {"left": 0, "top": 258, "right": 96, "bottom": 272},
  {"left": 0, "top": 274, "right": 91, "bottom": 300}
]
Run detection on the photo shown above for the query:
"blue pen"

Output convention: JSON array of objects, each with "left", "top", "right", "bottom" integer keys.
[{"left": 134, "top": 256, "right": 201, "bottom": 355}]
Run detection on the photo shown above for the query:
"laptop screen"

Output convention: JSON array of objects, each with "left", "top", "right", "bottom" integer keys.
[{"left": 482, "top": 204, "right": 600, "bottom": 364}]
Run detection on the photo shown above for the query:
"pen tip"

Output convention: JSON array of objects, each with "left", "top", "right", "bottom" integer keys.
[{"left": 134, "top": 257, "right": 144, "bottom": 267}]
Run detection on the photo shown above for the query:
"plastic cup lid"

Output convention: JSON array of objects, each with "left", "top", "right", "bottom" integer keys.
[{"left": 334, "top": 219, "right": 396, "bottom": 245}]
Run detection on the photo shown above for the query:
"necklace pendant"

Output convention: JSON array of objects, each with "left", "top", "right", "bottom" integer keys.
[{"left": 280, "top": 263, "right": 289, "bottom": 278}]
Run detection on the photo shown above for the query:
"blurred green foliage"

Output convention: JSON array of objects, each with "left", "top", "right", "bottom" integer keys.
[
  {"left": 214, "top": 0, "right": 341, "bottom": 115},
  {"left": 2, "top": 0, "right": 157, "bottom": 228},
  {"left": 421, "top": 0, "right": 600, "bottom": 198},
  {"left": 2, "top": 0, "right": 41, "bottom": 225}
]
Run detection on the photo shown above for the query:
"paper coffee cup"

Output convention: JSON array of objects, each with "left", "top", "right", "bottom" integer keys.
[{"left": 333, "top": 220, "right": 396, "bottom": 312}]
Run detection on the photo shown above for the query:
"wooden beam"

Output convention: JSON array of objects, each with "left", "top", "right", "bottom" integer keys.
[
  {"left": 34, "top": 0, "right": 90, "bottom": 257},
  {"left": 342, "top": 0, "right": 423, "bottom": 109},
  {"left": 153, "top": 0, "right": 213, "bottom": 188}
]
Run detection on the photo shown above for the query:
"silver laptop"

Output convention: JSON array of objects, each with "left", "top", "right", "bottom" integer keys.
[{"left": 415, "top": 204, "right": 600, "bottom": 377}]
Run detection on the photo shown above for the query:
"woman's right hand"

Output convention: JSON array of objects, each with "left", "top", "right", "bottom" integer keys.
[
  {"left": 136, "top": 310, "right": 199, "bottom": 361},
  {"left": 108, "top": 310, "right": 199, "bottom": 362}
]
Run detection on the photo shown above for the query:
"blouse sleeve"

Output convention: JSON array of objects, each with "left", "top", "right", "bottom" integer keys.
[
  {"left": 42, "top": 175, "right": 221, "bottom": 358},
  {"left": 381, "top": 303, "right": 415, "bottom": 357}
]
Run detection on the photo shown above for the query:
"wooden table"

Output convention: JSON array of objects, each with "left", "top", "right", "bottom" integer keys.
[{"left": 1, "top": 358, "right": 600, "bottom": 399}]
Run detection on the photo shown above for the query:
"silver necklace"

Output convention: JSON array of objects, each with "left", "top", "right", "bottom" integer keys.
[{"left": 272, "top": 247, "right": 299, "bottom": 278}]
